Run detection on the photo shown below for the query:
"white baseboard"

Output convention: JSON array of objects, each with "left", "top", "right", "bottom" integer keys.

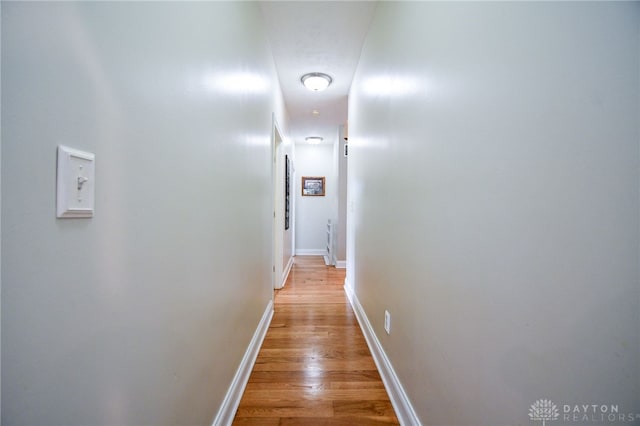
[
  {"left": 334, "top": 260, "right": 346, "bottom": 269},
  {"left": 211, "top": 300, "right": 273, "bottom": 426},
  {"left": 343, "top": 280, "right": 421, "bottom": 426},
  {"left": 279, "top": 256, "right": 294, "bottom": 289},
  {"left": 295, "top": 249, "right": 326, "bottom": 256}
]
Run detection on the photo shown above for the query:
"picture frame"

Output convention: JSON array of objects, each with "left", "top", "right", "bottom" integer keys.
[{"left": 301, "top": 176, "right": 325, "bottom": 197}]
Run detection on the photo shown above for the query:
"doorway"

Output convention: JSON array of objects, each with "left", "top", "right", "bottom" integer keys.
[{"left": 271, "top": 116, "right": 294, "bottom": 290}]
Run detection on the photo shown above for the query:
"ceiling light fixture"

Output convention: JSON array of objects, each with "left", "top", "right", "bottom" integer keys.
[
  {"left": 305, "top": 136, "right": 323, "bottom": 144},
  {"left": 301, "top": 72, "right": 332, "bottom": 91}
]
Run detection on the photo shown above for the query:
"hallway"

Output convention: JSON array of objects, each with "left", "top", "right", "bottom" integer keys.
[
  {"left": 2, "top": 2, "right": 639, "bottom": 425},
  {"left": 233, "top": 257, "right": 399, "bottom": 425}
]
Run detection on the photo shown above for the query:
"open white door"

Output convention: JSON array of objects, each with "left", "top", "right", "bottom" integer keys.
[{"left": 271, "top": 117, "right": 284, "bottom": 289}]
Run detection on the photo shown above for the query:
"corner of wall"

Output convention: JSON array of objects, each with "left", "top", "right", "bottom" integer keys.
[
  {"left": 343, "top": 283, "right": 421, "bottom": 426},
  {"left": 211, "top": 300, "right": 273, "bottom": 426}
]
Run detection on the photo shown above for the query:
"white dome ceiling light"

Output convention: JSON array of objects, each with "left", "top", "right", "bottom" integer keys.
[
  {"left": 301, "top": 72, "right": 332, "bottom": 91},
  {"left": 305, "top": 136, "right": 323, "bottom": 144}
]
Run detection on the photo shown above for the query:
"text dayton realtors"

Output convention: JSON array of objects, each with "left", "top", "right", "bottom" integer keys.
[{"left": 562, "top": 404, "right": 640, "bottom": 423}]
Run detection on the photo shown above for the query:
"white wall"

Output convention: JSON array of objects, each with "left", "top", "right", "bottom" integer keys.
[
  {"left": 295, "top": 143, "right": 336, "bottom": 254},
  {"left": 0, "top": 4, "right": 3, "bottom": 415},
  {"left": 348, "top": 2, "right": 640, "bottom": 425},
  {"left": 1, "top": 2, "right": 285, "bottom": 425}
]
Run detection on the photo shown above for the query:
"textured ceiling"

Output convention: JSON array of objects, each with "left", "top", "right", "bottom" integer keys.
[{"left": 260, "top": 1, "right": 377, "bottom": 144}]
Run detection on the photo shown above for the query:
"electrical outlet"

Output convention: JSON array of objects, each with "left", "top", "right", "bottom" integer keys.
[{"left": 384, "top": 310, "right": 391, "bottom": 334}]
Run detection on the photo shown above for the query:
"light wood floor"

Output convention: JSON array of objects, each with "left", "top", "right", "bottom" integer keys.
[{"left": 233, "top": 256, "right": 399, "bottom": 425}]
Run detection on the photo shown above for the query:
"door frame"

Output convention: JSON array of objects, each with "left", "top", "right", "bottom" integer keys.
[{"left": 271, "top": 115, "right": 284, "bottom": 290}]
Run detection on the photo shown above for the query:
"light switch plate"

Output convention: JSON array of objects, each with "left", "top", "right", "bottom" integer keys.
[{"left": 57, "top": 145, "right": 95, "bottom": 218}]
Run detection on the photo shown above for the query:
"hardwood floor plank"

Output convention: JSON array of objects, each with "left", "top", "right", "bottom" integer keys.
[
  {"left": 246, "top": 370, "right": 386, "bottom": 384},
  {"left": 234, "top": 400, "right": 334, "bottom": 418},
  {"left": 251, "top": 359, "right": 377, "bottom": 372},
  {"left": 232, "top": 256, "right": 399, "bottom": 425},
  {"left": 242, "top": 381, "right": 386, "bottom": 391},
  {"left": 232, "top": 418, "right": 281, "bottom": 426},
  {"left": 333, "top": 400, "right": 398, "bottom": 421},
  {"left": 240, "top": 388, "right": 391, "bottom": 401},
  {"left": 280, "top": 417, "right": 400, "bottom": 426}
]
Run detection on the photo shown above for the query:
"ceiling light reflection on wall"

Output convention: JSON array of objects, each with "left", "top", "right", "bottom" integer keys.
[
  {"left": 362, "top": 75, "right": 420, "bottom": 97},
  {"left": 305, "top": 136, "right": 323, "bottom": 144},
  {"left": 301, "top": 73, "right": 332, "bottom": 91},
  {"left": 202, "top": 72, "right": 268, "bottom": 94}
]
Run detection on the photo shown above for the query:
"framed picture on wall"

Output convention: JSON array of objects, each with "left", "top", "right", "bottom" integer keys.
[{"left": 301, "top": 176, "right": 325, "bottom": 196}]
